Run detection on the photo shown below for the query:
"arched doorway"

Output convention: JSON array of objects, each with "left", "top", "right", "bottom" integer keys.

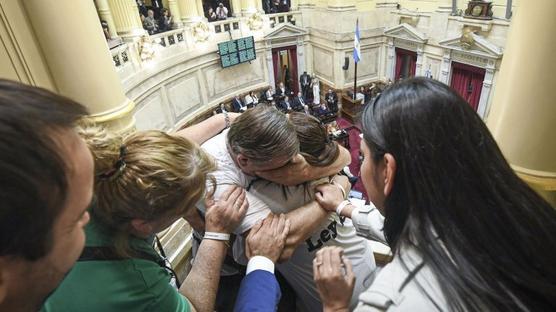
[
  {"left": 272, "top": 46, "right": 298, "bottom": 93},
  {"left": 450, "top": 62, "right": 485, "bottom": 111},
  {"left": 394, "top": 48, "right": 417, "bottom": 81}
]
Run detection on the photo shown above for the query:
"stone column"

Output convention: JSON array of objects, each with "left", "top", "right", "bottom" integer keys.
[
  {"left": 177, "top": 0, "right": 201, "bottom": 23},
  {"left": 290, "top": 0, "right": 299, "bottom": 11},
  {"left": 265, "top": 44, "right": 275, "bottom": 88},
  {"left": 439, "top": 49, "right": 451, "bottom": 84},
  {"left": 23, "top": 0, "right": 135, "bottom": 133},
  {"left": 196, "top": 0, "right": 205, "bottom": 20},
  {"left": 476, "top": 59, "right": 495, "bottom": 119},
  {"left": 241, "top": 0, "right": 258, "bottom": 15},
  {"left": 487, "top": 0, "right": 556, "bottom": 205},
  {"left": 415, "top": 46, "right": 424, "bottom": 76},
  {"left": 107, "top": 0, "right": 145, "bottom": 38},
  {"left": 230, "top": 0, "right": 242, "bottom": 17},
  {"left": 167, "top": 0, "right": 183, "bottom": 28},
  {"left": 257, "top": 0, "right": 264, "bottom": 12},
  {"left": 95, "top": 0, "right": 119, "bottom": 39},
  {"left": 385, "top": 38, "right": 396, "bottom": 80}
]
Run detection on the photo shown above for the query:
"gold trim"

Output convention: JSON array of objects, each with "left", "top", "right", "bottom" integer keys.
[
  {"left": 512, "top": 165, "right": 556, "bottom": 191},
  {"left": 88, "top": 98, "right": 135, "bottom": 123}
]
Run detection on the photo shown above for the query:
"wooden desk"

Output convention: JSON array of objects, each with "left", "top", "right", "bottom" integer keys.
[{"left": 341, "top": 94, "right": 364, "bottom": 124}]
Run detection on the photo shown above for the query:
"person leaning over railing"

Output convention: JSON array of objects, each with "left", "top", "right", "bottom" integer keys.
[
  {"left": 41, "top": 113, "right": 253, "bottom": 312},
  {"left": 313, "top": 78, "right": 556, "bottom": 311}
]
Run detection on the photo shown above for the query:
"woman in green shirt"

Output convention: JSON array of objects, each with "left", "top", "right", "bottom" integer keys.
[{"left": 42, "top": 114, "right": 248, "bottom": 312}]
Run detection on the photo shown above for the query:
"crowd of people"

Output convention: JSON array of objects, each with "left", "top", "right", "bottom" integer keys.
[
  {"left": 264, "top": 0, "right": 291, "bottom": 14},
  {"left": 1, "top": 77, "right": 555, "bottom": 312},
  {"left": 207, "top": 3, "right": 230, "bottom": 22},
  {"left": 225, "top": 77, "right": 340, "bottom": 124}
]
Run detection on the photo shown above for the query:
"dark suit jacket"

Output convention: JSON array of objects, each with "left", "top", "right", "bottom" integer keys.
[
  {"left": 275, "top": 87, "right": 289, "bottom": 97},
  {"left": 299, "top": 74, "right": 310, "bottom": 88},
  {"left": 277, "top": 100, "right": 292, "bottom": 113},
  {"left": 326, "top": 92, "right": 338, "bottom": 112},
  {"left": 232, "top": 98, "right": 244, "bottom": 112},
  {"left": 234, "top": 270, "right": 280, "bottom": 312},
  {"left": 292, "top": 97, "right": 306, "bottom": 111}
]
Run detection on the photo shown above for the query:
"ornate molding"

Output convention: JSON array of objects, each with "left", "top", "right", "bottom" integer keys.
[{"left": 384, "top": 23, "right": 428, "bottom": 44}]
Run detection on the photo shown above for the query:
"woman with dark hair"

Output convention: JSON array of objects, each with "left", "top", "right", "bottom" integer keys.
[{"left": 313, "top": 77, "right": 556, "bottom": 311}]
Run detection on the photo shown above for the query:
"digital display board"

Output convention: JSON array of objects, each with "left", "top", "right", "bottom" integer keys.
[{"left": 218, "top": 36, "right": 256, "bottom": 68}]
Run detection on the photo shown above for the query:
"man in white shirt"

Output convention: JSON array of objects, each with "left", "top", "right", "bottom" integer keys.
[
  {"left": 216, "top": 3, "right": 228, "bottom": 20},
  {"left": 194, "top": 106, "right": 351, "bottom": 310}
]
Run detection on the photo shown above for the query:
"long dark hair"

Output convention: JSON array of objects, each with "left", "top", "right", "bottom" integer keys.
[{"left": 361, "top": 77, "right": 556, "bottom": 311}]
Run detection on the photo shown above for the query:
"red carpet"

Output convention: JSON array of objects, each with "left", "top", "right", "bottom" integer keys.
[{"left": 336, "top": 117, "right": 368, "bottom": 201}]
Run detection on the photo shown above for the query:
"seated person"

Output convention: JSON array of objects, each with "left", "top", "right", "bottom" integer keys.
[
  {"left": 355, "top": 87, "right": 365, "bottom": 103},
  {"left": 158, "top": 8, "right": 172, "bottom": 32},
  {"left": 275, "top": 82, "right": 291, "bottom": 100},
  {"left": 207, "top": 7, "right": 217, "bottom": 22},
  {"left": 292, "top": 92, "right": 309, "bottom": 112},
  {"left": 244, "top": 91, "right": 258, "bottom": 108},
  {"left": 264, "top": 87, "right": 274, "bottom": 102},
  {"left": 325, "top": 89, "right": 338, "bottom": 113},
  {"left": 216, "top": 3, "right": 228, "bottom": 20},
  {"left": 315, "top": 102, "right": 330, "bottom": 116},
  {"left": 277, "top": 96, "right": 293, "bottom": 113},
  {"left": 42, "top": 115, "right": 248, "bottom": 312},
  {"left": 232, "top": 95, "right": 247, "bottom": 112},
  {"left": 143, "top": 9, "right": 158, "bottom": 35}
]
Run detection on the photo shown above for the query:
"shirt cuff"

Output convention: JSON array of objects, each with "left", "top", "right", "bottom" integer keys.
[{"left": 246, "top": 256, "right": 275, "bottom": 275}]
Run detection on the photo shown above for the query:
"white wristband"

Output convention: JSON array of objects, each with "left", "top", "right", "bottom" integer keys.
[
  {"left": 335, "top": 200, "right": 351, "bottom": 216},
  {"left": 204, "top": 232, "right": 230, "bottom": 241}
]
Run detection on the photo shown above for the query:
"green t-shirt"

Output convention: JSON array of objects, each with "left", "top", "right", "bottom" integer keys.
[{"left": 41, "top": 214, "right": 191, "bottom": 312}]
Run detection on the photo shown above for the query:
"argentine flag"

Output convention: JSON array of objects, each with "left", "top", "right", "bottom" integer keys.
[{"left": 353, "top": 19, "right": 361, "bottom": 63}]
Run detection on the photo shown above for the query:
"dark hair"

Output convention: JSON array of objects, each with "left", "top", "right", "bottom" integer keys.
[
  {"left": 228, "top": 105, "right": 298, "bottom": 163},
  {"left": 289, "top": 112, "right": 338, "bottom": 167},
  {"left": 0, "top": 79, "right": 88, "bottom": 260},
  {"left": 361, "top": 78, "right": 556, "bottom": 311}
]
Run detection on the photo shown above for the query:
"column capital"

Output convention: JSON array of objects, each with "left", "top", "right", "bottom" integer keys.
[{"left": 24, "top": 0, "right": 136, "bottom": 134}]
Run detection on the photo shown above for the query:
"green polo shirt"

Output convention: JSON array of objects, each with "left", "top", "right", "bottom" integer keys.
[{"left": 41, "top": 213, "right": 191, "bottom": 312}]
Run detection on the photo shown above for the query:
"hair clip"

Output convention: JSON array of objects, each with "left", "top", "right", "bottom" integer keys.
[{"left": 97, "top": 145, "right": 127, "bottom": 180}]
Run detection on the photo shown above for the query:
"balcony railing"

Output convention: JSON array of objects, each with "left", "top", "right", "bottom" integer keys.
[
  {"left": 151, "top": 28, "right": 187, "bottom": 47},
  {"left": 268, "top": 11, "right": 302, "bottom": 28}
]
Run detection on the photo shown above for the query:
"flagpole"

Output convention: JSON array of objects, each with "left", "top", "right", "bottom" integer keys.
[
  {"left": 353, "top": 61, "right": 358, "bottom": 100},
  {"left": 353, "top": 18, "right": 359, "bottom": 101}
]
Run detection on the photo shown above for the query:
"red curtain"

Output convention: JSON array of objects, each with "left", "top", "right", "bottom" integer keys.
[
  {"left": 288, "top": 47, "right": 299, "bottom": 94},
  {"left": 272, "top": 50, "right": 279, "bottom": 87},
  {"left": 395, "top": 53, "right": 403, "bottom": 81},
  {"left": 450, "top": 62, "right": 485, "bottom": 111},
  {"left": 395, "top": 48, "right": 417, "bottom": 80},
  {"left": 409, "top": 55, "right": 417, "bottom": 77}
]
